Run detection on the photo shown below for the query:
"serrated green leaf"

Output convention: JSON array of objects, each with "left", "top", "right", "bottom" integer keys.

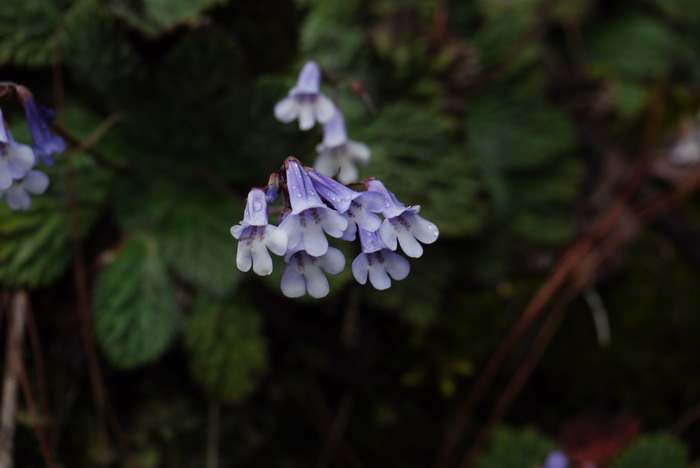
[
  {"left": 611, "top": 434, "right": 688, "bottom": 468},
  {"left": 93, "top": 236, "right": 180, "bottom": 369},
  {"left": 184, "top": 293, "right": 268, "bottom": 402},
  {"left": 586, "top": 15, "right": 681, "bottom": 79},
  {"left": 357, "top": 102, "right": 485, "bottom": 237},
  {"left": 110, "top": 0, "right": 226, "bottom": 36},
  {"left": 475, "top": 426, "right": 555, "bottom": 468},
  {"left": 0, "top": 0, "right": 64, "bottom": 68}
]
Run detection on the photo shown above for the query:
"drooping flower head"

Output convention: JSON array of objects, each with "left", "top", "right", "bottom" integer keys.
[
  {"left": 543, "top": 451, "right": 569, "bottom": 468},
  {"left": 307, "top": 169, "right": 384, "bottom": 240},
  {"left": 366, "top": 179, "right": 439, "bottom": 258},
  {"left": 0, "top": 170, "right": 49, "bottom": 211},
  {"left": 279, "top": 157, "right": 348, "bottom": 256},
  {"left": 0, "top": 109, "right": 36, "bottom": 191},
  {"left": 313, "top": 110, "right": 371, "bottom": 184},
  {"left": 274, "top": 61, "right": 336, "bottom": 131},
  {"left": 351, "top": 228, "right": 410, "bottom": 290},
  {"left": 17, "top": 86, "right": 66, "bottom": 167},
  {"left": 281, "top": 246, "right": 345, "bottom": 298},
  {"left": 231, "top": 188, "right": 288, "bottom": 276}
]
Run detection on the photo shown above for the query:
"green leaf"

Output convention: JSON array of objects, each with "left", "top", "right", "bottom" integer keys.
[
  {"left": 115, "top": 181, "right": 242, "bottom": 296},
  {"left": 358, "top": 102, "right": 485, "bottom": 237},
  {"left": 110, "top": 0, "right": 227, "bottom": 36},
  {"left": 586, "top": 15, "right": 682, "bottom": 79},
  {"left": 93, "top": 236, "right": 180, "bottom": 369},
  {"left": 475, "top": 426, "right": 555, "bottom": 468},
  {"left": 611, "top": 434, "right": 688, "bottom": 468},
  {"left": 0, "top": 198, "right": 72, "bottom": 288},
  {"left": 0, "top": 0, "right": 64, "bottom": 67},
  {"left": 184, "top": 293, "right": 268, "bottom": 402}
]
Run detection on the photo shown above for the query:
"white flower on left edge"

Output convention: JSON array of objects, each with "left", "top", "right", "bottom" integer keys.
[
  {"left": 231, "top": 188, "right": 288, "bottom": 276},
  {"left": 0, "top": 170, "right": 49, "bottom": 211},
  {"left": 274, "top": 60, "right": 336, "bottom": 131}
]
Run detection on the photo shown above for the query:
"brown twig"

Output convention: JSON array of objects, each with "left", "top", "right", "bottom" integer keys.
[
  {"left": 432, "top": 77, "right": 667, "bottom": 468},
  {"left": 0, "top": 292, "right": 24, "bottom": 468}
]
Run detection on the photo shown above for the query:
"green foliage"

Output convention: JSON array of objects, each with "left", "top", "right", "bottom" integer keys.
[
  {"left": 0, "top": 0, "right": 64, "bottom": 67},
  {"left": 93, "top": 236, "right": 180, "bottom": 368},
  {"left": 466, "top": 88, "right": 581, "bottom": 244},
  {"left": 298, "top": 0, "right": 366, "bottom": 73},
  {"left": 475, "top": 426, "right": 555, "bottom": 468},
  {"left": 611, "top": 434, "right": 688, "bottom": 468},
  {"left": 184, "top": 293, "right": 268, "bottom": 402},
  {"left": 586, "top": 15, "right": 682, "bottom": 79},
  {"left": 0, "top": 198, "right": 72, "bottom": 288},
  {"left": 109, "top": 0, "right": 227, "bottom": 36},
  {"left": 359, "top": 102, "right": 485, "bottom": 237},
  {"left": 62, "top": 0, "right": 147, "bottom": 103}
]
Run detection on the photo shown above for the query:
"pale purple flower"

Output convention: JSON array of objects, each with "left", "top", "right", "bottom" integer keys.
[
  {"left": 0, "top": 109, "right": 8, "bottom": 144},
  {"left": 307, "top": 169, "right": 384, "bottom": 240},
  {"left": 352, "top": 229, "right": 410, "bottom": 290},
  {"left": 230, "top": 188, "right": 288, "bottom": 276},
  {"left": 0, "top": 127, "right": 36, "bottom": 190},
  {"left": 313, "top": 111, "right": 371, "bottom": 184},
  {"left": 279, "top": 158, "right": 348, "bottom": 256},
  {"left": 274, "top": 61, "right": 336, "bottom": 130},
  {"left": 0, "top": 170, "right": 49, "bottom": 211},
  {"left": 367, "top": 179, "right": 439, "bottom": 258},
  {"left": 19, "top": 89, "right": 66, "bottom": 166},
  {"left": 281, "top": 247, "right": 345, "bottom": 298},
  {"left": 543, "top": 451, "right": 568, "bottom": 468}
]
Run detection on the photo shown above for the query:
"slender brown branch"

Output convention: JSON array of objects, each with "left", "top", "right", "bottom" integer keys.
[
  {"left": 0, "top": 292, "right": 25, "bottom": 468},
  {"left": 432, "top": 77, "right": 667, "bottom": 468},
  {"left": 22, "top": 301, "right": 52, "bottom": 446}
]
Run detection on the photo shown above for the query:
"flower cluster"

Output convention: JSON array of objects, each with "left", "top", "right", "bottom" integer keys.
[
  {"left": 274, "top": 60, "right": 371, "bottom": 184},
  {"left": 231, "top": 157, "right": 438, "bottom": 298},
  {"left": 0, "top": 84, "right": 65, "bottom": 210}
]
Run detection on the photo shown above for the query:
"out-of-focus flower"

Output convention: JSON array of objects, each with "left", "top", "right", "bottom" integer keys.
[
  {"left": 307, "top": 169, "right": 384, "bottom": 240},
  {"left": 17, "top": 86, "right": 66, "bottom": 166},
  {"left": 366, "top": 179, "right": 439, "bottom": 258},
  {"left": 352, "top": 228, "right": 410, "bottom": 290},
  {"left": 313, "top": 111, "right": 371, "bottom": 184},
  {"left": 231, "top": 188, "right": 288, "bottom": 276},
  {"left": 274, "top": 60, "right": 336, "bottom": 130},
  {"left": 0, "top": 170, "right": 49, "bottom": 211},
  {"left": 0, "top": 127, "right": 35, "bottom": 190},
  {"left": 281, "top": 247, "right": 345, "bottom": 298},
  {"left": 543, "top": 451, "right": 568, "bottom": 468},
  {"left": 279, "top": 157, "right": 347, "bottom": 256}
]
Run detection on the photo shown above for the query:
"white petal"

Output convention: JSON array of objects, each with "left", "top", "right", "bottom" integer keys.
[
  {"left": 299, "top": 103, "right": 315, "bottom": 130},
  {"left": 318, "top": 247, "right": 345, "bottom": 275},
  {"left": 230, "top": 224, "right": 246, "bottom": 239},
  {"left": 304, "top": 266, "right": 330, "bottom": 298},
  {"left": 236, "top": 242, "right": 253, "bottom": 272},
  {"left": 384, "top": 250, "right": 410, "bottom": 281},
  {"left": 314, "top": 95, "right": 336, "bottom": 124},
  {"left": 281, "top": 261, "right": 306, "bottom": 298},
  {"left": 397, "top": 228, "right": 424, "bottom": 258},
  {"left": 301, "top": 222, "right": 329, "bottom": 257},
  {"left": 6, "top": 187, "right": 31, "bottom": 211},
  {"left": 251, "top": 242, "right": 274, "bottom": 276},
  {"left": 336, "top": 158, "right": 358, "bottom": 184},
  {"left": 351, "top": 254, "right": 369, "bottom": 284},
  {"left": 409, "top": 214, "right": 439, "bottom": 244},
  {"left": 8, "top": 143, "right": 35, "bottom": 171},
  {"left": 320, "top": 209, "right": 348, "bottom": 238},
  {"left": 313, "top": 152, "right": 340, "bottom": 178},
  {"left": 378, "top": 220, "right": 398, "bottom": 250},
  {"left": 263, "top": 225, "right": 288, "bottom": 256},
  {"left": 23, "top": 171, "right": 49, "bottom": 194},
  {"left": 341, "top": 220, "right": 358, "bottom": 241},
  {"left": 354, "top": 209, "right": 381, "bottom": 233},
  {"left": 274, "top": 97, "right": 299, "bottom": 123},
  {"left": 368, "top": 262, "right": 391, "bottom": 290},
  {"left": 346, "top": 141, "right": 371, "bottom": 164},
  {"left": 279, "top": 214, "right": 302, "bottom": 252},
  {"left": 0, "top": 166, "right": 12, "bottom": 191}
]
